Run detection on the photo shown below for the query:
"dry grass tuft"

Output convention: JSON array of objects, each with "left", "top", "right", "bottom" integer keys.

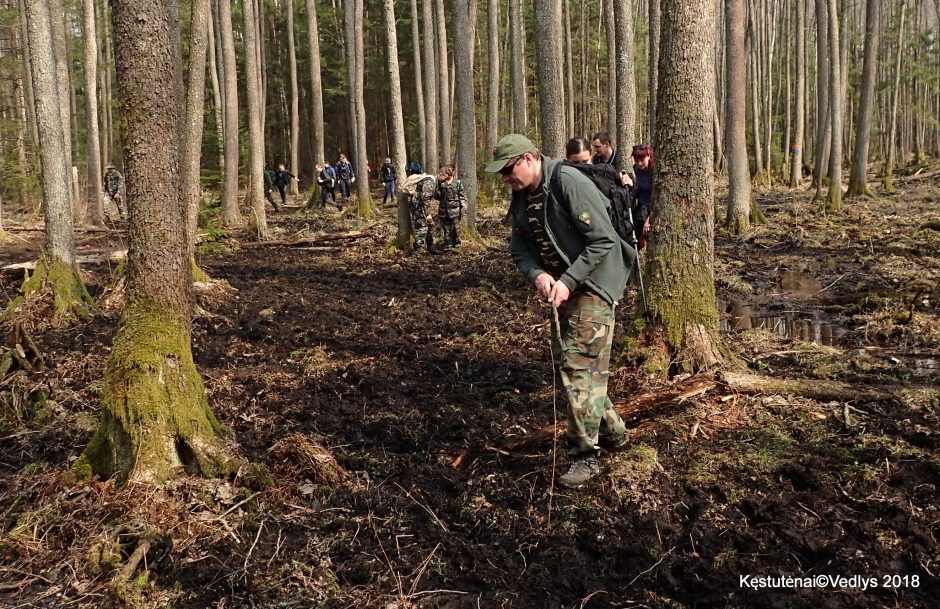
[{"left": 268, "top": 433, "right": 349, "bottom": 486}]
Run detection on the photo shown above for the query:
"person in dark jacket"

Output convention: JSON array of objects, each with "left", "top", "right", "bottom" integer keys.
[
  {"left": 631, "top": 144, "right": 654, "bottom": 248},
  {"left": 487, "top": 133, "right": 636, "bottom": 489},
  {"left": 380, "top": 157, "right": 397, "bottom": 206},
  {"left": 335, "top": 154, "right": 355, "bottom": 206},
  {"left": 316, "top": 162, "right": 338, "bottom": 208},
  {"left": 273, "top": 163, "right": 298, "bottom": 208}
]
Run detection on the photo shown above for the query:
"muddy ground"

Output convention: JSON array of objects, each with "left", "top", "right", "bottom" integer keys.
[{"left": 1, "top": 172, "right": 939, "bottom": 609}]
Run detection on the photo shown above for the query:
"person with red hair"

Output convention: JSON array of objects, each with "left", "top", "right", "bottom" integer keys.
[{"left": 631, "top": 144, "right": 654, "bottom": 248}]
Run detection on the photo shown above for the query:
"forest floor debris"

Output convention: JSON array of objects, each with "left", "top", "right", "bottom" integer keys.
[{"left": 1, "top": 176, "right": 939, "bottom": 608}]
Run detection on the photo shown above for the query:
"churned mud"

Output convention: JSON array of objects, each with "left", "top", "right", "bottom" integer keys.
[{"left": 1, "top": 173, "right": 938, "bottom": 608}]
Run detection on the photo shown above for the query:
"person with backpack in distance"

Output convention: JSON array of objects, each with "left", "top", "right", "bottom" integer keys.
[
  {"left": 399, "top": 161, "right": 437, "bottom": 253},
  {"left": 631, "top": 144, "right": 654, "bottom": 248},
  {"left": 487, "top": 133, "right": 637, "bottom": 489},
  {"left": 316, "top": 163, "right": 338, "bottom": 208},
  {"left": 433, "top": 164, "right": 466, "bottom": 251},
  {"left": 335, "top": 153, "right": 356, "bottom": 208},
  {"left": 380, "top": 157, "right": 398, "bottom": 206}
]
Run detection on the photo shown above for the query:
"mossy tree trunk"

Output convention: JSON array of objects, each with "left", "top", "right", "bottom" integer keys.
[
  {"left": 76, "top": 0, "right": 226, "bottom": 484},
  {"left": 7, "top": 0, "right": 93, "bottom": 327},
  {"left": 846, "top": 0, "right": 879, "bottom": 197},
  {"left": 641, "top": 0, "right": 722, "bottom": 375}
]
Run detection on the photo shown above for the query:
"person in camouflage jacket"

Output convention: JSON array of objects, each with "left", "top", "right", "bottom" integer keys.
[
  {"left": 400, "top": 163, "right": 437, "bottom": 252},
  {"left": 433, "top": 164, "right": 466, "bottom": 250},
  {"left": 104, "top": 165, "right": 125, "bottom": 217}
]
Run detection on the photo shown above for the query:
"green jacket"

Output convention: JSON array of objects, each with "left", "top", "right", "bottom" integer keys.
[{"left": 509, "top": 156, "right": 636, "bottom": 305}]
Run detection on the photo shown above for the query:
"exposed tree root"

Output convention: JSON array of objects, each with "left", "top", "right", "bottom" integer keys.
[
  {"left": 2, "top": 257, "right": 95, "bottom": 328},
  {"left": 0, "top": 322, "right": 44, "bottom": 375}
]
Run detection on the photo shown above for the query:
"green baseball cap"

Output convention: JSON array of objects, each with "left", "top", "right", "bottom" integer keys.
[{"left": 485, "top": 134, "right": 536, "bottom": 173}]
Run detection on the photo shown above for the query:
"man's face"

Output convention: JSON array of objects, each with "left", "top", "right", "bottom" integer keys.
[
  {"left": 500, "top": 153, "right": 539, "bottom": 191},
  {"left": 278, "top": 164, "right": 285, "bottom": 171},
  {"left": 592, "top": 139, "right": 611, "bottom": 159}
]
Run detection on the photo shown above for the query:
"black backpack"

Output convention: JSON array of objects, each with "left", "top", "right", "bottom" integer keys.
[{"left": 550, "top": 161, "right": 635, "bottom": 244}]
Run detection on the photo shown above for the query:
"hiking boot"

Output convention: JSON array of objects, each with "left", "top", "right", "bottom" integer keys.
[{"left": 557, "top": 453, "right": 599, "bottom": 489}]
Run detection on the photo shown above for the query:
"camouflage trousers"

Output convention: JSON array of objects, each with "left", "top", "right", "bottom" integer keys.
[
  {"left": 410, "top": 199, "right": 432, "bottom": 250},
  {"left": 551, "top": 290, "right": 626, "bottom": 455}
]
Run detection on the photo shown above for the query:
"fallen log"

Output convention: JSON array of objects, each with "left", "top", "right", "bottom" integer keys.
[
  {"left": 238, "top": 230, "right": 373, "bottom": 248},
  {"left": 503, "top": 374, "right": 718, "bottom": 451},
  {"left": 719, "top": 370, "right": 898, "bottom": 403},
  {"left": 2, "top": 250, "right": 127, "bottom": 273}
]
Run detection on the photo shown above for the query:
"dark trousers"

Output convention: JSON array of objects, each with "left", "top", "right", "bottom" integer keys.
[
  {"left": 277, "top": 184, "right": 288, "bottom": 204},
  {"left": 338, "top": 178, "right": 351, "bottom": 199}
]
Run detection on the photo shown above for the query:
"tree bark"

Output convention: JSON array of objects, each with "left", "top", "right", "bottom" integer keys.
[
  {"left": 182, "top": 0, "right": 210, "bottom": 263},
  {"left": 883, "top": 0, "right": 906, "bottom": 192},
  {"left": 243, "top": 0, "right": 268, "bottom": 237},
  {"left": 648, "top": 0, "right": 661, "bottom": 145},
  {"left": 347, "top": 0, "right": 371, "bottom": 213},
  {"left": 642, "top": 0, "right": 722, "bottom": 374},
  {"left": 77, "top": 0, "right": 225, "bottom": 485},
  {"left": 9, "top": 0, "right": 93, "bottom": 326},
  {"left": 534, "top": 0, "right": 565, "bottom": 157},
  {"left": 509, "top": 0, "right": 526, "bottom": 133},
  {"left": 812, "top": 0, "right": 831, "bottom": 193},
  {"left": 410, "top": 0, "right": 427, "bottom": 168},
  {"left": 486, "top": 0, "right": 500, "bottom": 152},
  {"left": 614, "top": 0, "right": 636, "bottom": 165},
  {"left": 49, "top": 0, "right": 72, "bottom": 185},
  {"left": 287, "top": 0, "right": 300, "bottom": 196},
  {"left": 604, "top": 0, "right": 617, "bottom": 142},
  {"left": 825, "top": 0, "right": 843, "bottom": 211},
  {"left": 422, "top": 0, "right": 439, "bottom": 171},
  {"left": 207, "top": 0, "right": 225, "bottom": 173},
  {"left": 218, "top": 0, "right": 242, "bottom": 226},
  {"left": 725, "top": 0, "right": 752, "bottom": 233},
  {"left": 789, "top": 0, "right": 806, "bottom": 186},
  {"left": 563, "top": 0, "right": 575, "bottom": 137},
  {"left": 305, "top": 0, "right": 325, "bottom": 166},
  {"left": 382, "top": 0, "right": 408, "bottom": 244},
  {"left": 434, "top": 0, "right": 452, "bottom": 164},
  {"left": 453, "top": 0, "right": 478, "bottom": 232},
  {"left": 82, "top": 0, "right": 105, "bottom": 225}
]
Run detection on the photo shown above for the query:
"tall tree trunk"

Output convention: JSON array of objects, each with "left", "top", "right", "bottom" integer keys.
[
  {"left": 18, "top": 0, "right": 39, "bottom": 149},
  {"left": 183, "top": 0, "right": 210, "bottom": 255},
  {"left": 77, "top": 0, "right": 225, "bottom": 485},
  {"left": 614, "top": 0, "right": 636, "bottom": 165},
  {"left": 306, "top": 0, "right": 325, "bottom": 166},
  {"left": 604, "top": 0, "right": 617, "bottom": 142},
  {"left": 509, "top": 0, "right": 527, "bottom": 132},
  {"left": 243, "top": 0, "right": 268, "bottom": 236},
  {"left": 435, "top": 0, "right": 452, "bottom": 164},
  {"left": 102, "top": 5, "right": 115, "bottom": 169},
  {"left": 642, "top": 0, "right": 722, "bottom": 374},
  {"left": 207, "top": 1, "right": 225, "bottom": 174},
  {"left": 486, "top": 0, "right": 500, "bottom": 151},
  {"left": 422, "top": 0, "right": 439, "bottom": 170},
  {"left": 218, "top": 0, "right": 241, "bottom": 226},
  {"left": 49, "top": 0, "right": 72, "bottom": 181},
  {"left": 825, "top": 0, "right": 843, "bottom": 211},
  {"left": 883, "top": 0, "right": 906, "bottom": 192},
  {"left": 648, "top": 0, "right": 661, "bottom": 145},
  {"left": 789, "top": 0, "right": 805, "bottom": 186},
  {"left": 453, "top": 0, "right": 478, "bottom": 232},
  {"left": 287, "top": 0, "right": 300, "bottom": 196},
  {"left": 348, "top": 0, "right": 371, "bottom": 213},
  {"left": 747, "top": 7, "right": 764, "bottom": 177},
  {"left": 725, "top": 0, "right": 752, "bottom": 233},
  {"left": 82, "top": 0, "right": 105, "bottom": 225},
  {"left": 11, "top": 0, "right": 93, "bottom": 326},
  {"left": 410, "top": 0, "right": 427, "bottom": 167},
  {"left": 382, "top": 0, "right": 409, "bottom": 244},
  {"left": 534, "top": 0, "right": 565, "bottom": 157},
  {"left": 812, "top": 0, "right": 831, "bottom": 193},
  {"left": 563, "top": 0, "right": 574, "bottom": 137}
]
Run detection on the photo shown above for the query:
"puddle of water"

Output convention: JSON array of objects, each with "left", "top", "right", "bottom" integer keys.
[
  {"left": 779, "top": 270, "right": 823, "bottom": 297},
  {"left": 855, "top": 348, "right": 939, "bottom": 379},
  {"left": 718, "top": 298, "right": 847, "bottom": 346}
]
